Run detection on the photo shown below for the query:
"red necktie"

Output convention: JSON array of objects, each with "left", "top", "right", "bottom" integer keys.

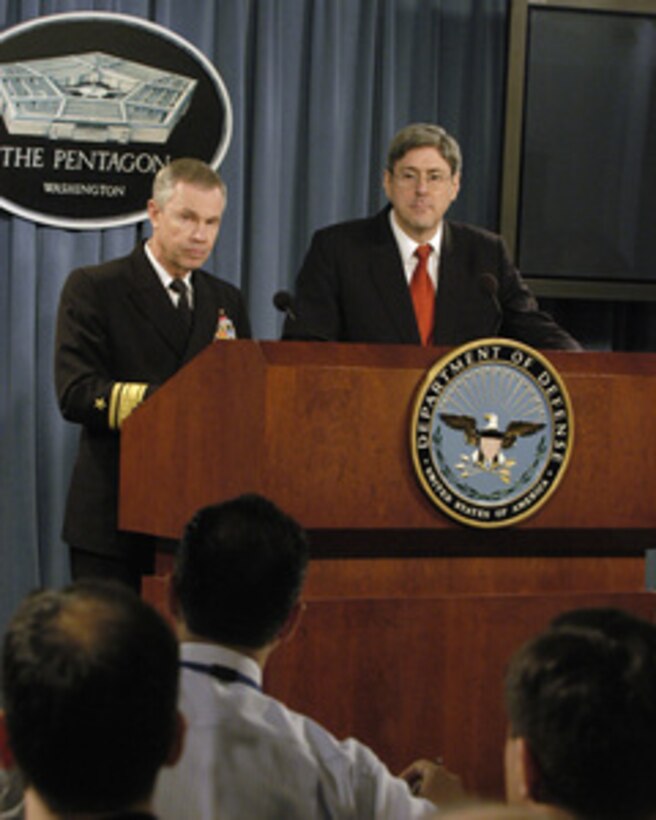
[{"left": 410, "top": 244, "right": 434, "bottom": 346}]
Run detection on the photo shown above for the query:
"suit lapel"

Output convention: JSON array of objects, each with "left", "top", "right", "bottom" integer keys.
[
  {"left": 434, "top": 221, "right": 465, "bottom": 345},
  {"left": 367, "top": 210, "right": 421, "bottom": 344},
  {"left": 125, "top": 244, "right": 191, "bottom": 359},
  {"left": 184, "top": 272, "right": 219, "bottom": 362}
]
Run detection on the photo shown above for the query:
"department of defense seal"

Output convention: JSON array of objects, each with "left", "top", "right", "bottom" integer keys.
[{"left": 410, "top": 339, "right": 574, "bottom": 528}]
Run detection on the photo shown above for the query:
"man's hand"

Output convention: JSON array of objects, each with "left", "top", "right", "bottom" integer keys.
[{"left": 400, "top": 757, "right": 466, "bottom": 806}]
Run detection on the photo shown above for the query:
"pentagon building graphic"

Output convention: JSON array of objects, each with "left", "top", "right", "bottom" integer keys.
[{"left": 0, "top": 52, "right": 197, "bottom": 143}]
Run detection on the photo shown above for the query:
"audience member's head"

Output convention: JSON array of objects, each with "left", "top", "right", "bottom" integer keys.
[
  {"left": 504, "top": 607, "right": 656, "bottom": 820},
  {"left": 173, "top": 493, "right": 310, "bottom": 649},
  {"left": 1, "top": 580, "right": 182, "bottom": 816},
  {"left": 550, "top": 605, "right": 656, "bottom": 641}
]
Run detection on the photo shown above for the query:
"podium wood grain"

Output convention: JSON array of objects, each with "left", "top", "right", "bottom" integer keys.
[
  {"left": 121, "top": 342, "right": 656, "bottom": 539},
  {"left": 127, "top": 342, "right": 656, "bottom": 798}
]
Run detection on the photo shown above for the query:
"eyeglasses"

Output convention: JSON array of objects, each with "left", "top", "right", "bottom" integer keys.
[{"left": 393, "top": 169, "right": 453, "bottom": 189}]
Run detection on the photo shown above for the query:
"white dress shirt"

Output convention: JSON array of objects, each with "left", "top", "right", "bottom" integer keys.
[
  {"left": 388, "top": 210, "right": 442, "bottom": 292},
  {"left": 144, "top": 241, "right": 194, "bottom": 308},
  {"left": 153, "top": 642, "right": 437, "bottom": 820}
]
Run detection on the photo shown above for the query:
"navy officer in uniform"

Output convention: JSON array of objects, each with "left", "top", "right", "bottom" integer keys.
[{"left": 55, "top": 157, "right": 251, "bottom": 589}]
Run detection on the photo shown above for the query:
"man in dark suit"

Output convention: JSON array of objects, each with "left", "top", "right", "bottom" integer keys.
[
  {"left": 55, "top": 158, "right": 251, "bottom": 589},
  {"left": 283, "top": 123, "right": 579, "bottom": 350}
]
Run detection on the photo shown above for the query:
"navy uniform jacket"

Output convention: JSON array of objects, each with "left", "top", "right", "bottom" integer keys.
[
  {"left": 55, "top": 242, "right": 251, "bottom": 557},
  {"left": 283, "top": 207, "right": 580, "bottom": 350}
]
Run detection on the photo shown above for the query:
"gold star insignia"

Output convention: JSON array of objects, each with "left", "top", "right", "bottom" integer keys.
[{"left": 94, "top": 397, "right": 107, "bottom": 411}]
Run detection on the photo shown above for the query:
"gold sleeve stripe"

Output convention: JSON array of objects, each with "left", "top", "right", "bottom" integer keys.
[{"left": 108, "top": 382, "right": 149, "bottom": 430}]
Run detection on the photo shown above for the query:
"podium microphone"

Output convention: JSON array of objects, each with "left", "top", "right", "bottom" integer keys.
[
  {"left": 272, "top": 290, "right": 329, "bottom": 341},
  {"left": 273, "top": 290, "right": 297, "bottom": 322}
]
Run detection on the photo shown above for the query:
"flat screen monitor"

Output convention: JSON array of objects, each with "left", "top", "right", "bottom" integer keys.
[{"left": 501, "top": 0, "right": 656, "bottom": 301}]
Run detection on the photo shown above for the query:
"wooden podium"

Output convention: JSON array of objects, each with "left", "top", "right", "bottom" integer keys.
[{"left": 120, "top": 341, "right": 656, "bottom": 798}]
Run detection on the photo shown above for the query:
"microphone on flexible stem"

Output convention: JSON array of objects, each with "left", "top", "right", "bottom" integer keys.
[
  {"left": 478, "top": 273, "right": 502, "bottom": 326},
  {"left": 273, "top": 290, "right": 297, "bottom": 323},
  {"left": 272, "top": 290, "right": 329, "bottom": 341}
]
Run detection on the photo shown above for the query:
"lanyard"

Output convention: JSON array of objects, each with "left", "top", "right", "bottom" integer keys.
[{"left": 180, "top": 660, "right": 261, "bottom": 691}]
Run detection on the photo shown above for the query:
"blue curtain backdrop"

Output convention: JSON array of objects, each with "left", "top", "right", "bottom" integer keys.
[
  {"left": 3, "top": 0, "right": 655, "bottom": 636},
  {"left": 1, "top": 0, "right": 510, "bottom": 631},
  {"left": 34, "top": 0, "right": 656, "bottom": 638}
]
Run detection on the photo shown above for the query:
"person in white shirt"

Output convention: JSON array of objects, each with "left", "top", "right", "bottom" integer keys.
[{"left": 154, "top": 493, "right": 464, "bottom": 819}]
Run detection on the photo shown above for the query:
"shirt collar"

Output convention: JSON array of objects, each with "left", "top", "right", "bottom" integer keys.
[
  {"left": 389, "top": 209, "right": 443, "bottom": 267},
  {"left": 180, "top": 642, "right": 263, "bottom": 689},
  {"left": 144, "top": 240, "right": 193, "bottom": 291}
]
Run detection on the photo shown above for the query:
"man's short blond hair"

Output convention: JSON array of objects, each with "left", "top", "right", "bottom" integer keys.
[{"left": 152, "top": 157, "right": 227, "bottom": 208}]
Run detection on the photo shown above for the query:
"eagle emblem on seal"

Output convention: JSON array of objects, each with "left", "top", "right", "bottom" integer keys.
[{"left": 439, "top": 411, "right": 545, "bottom": 483}]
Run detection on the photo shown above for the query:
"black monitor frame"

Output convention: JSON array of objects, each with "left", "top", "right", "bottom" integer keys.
[{"left": 501, "top": 0, "right": 656, "bottom": 301}]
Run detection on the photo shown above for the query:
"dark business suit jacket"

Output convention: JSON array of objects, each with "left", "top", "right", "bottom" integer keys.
[
  {"left": 284, "top": 206, "right": 580, "bottom": 350},
  {"left": 55, "top": 242, "right": 251, "bottom": 557}
]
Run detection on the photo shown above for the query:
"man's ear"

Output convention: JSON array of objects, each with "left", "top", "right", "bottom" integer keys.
[
  {"left": 277, "top": 601, "right": 306, "bottom": 644},
  {"left": 505, "top": 734, "right": 534, "bottom": 804},
  {"left": 514, "top": 736, "right": 544, "bottom": 803},
  {"left": 165, "top": 709, "right": 186, "bottom": 768},
  {"left": 518, "top": 737, "right": 542, "bottom": 803},
  {"left": 449, "top": 172, "right": 461, "bottom": 204},
  {"left": 382, "top": 169, "right": 393, "bottom": 200},
  {"left": 146, "top": 198, "right": 160, "bottom": 230}
]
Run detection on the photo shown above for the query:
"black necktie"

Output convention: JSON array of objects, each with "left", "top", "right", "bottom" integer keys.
[{"left": 169, "top": 279, "right": 191, "bottom": 328}]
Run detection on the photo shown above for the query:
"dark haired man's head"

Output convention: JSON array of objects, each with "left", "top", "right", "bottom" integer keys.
[
  {"left": 173, "top": 494, "right": 310, "bottom": 648},
  {"left": 550, "top": 606, "right": 656, "bottom": 643},
  {"left": 504, "top": 607, "right": 656, "bottom": 820},
  {"left": 2, "top": 580, "right": 181, "bottom": 815},
  {"left": 386, "top": 122, "right": 462, "bottom": 176}
]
